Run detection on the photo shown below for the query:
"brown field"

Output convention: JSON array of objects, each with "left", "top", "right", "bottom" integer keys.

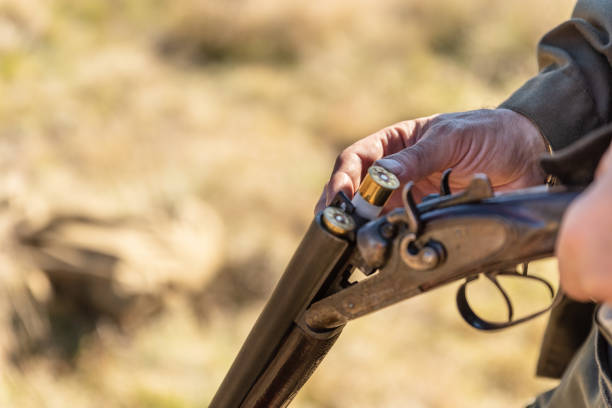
[{"left": 0, "top": 0, "right": 576, "bottom": 406}]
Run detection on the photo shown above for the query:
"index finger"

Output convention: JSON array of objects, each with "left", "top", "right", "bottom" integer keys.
[{"left": 323, "top": 122, "right": 425, "bottom": 207}]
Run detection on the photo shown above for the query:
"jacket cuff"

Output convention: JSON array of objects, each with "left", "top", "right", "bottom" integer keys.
[{"left": 499, "top": 66, "right": 602, "bottom": 151}]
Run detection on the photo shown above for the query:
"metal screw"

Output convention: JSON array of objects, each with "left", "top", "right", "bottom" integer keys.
[
  {"left": 380, "top": 223, "right": 397, "bottom": 239},
  {"left": 420, "top": 246, "right": 439, "bottom": 269}
]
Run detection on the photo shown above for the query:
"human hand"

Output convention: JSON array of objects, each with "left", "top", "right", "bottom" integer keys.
[
  {"left": 315, "top": 108, "right": 548, "bottom": 213},
  {"left": 556, "top": 144, "right": 612, "bottom": 303}
]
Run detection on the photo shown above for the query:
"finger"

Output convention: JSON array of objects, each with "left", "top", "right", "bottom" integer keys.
[
  {"left": 314, "top": 187, "right": 327, "bottom": 214},
  {"left": 325, "top": 170, "right": 355, "bottom": 206},
  {"left": 326, "top": 151, "right": 365, "bottom": 205},
  {"left": 596, "top": 143, "right": 612, "bottom": 179},
  {"left": 323, "top": 126, "right": 411, "bottom": 205},
  {"left": 321, "top": 118, "right": 437, "bottom": 208},
  {"left": 375, "top": 136, "right": 451, "bottom": 185}
]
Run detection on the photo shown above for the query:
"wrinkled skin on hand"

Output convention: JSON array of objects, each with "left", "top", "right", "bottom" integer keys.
[
  {"left": 315, "top": 108, "right": 548, "bottom": 213},
  {"left": 557, "top": 145, "right": 612, "bottom": 303}
]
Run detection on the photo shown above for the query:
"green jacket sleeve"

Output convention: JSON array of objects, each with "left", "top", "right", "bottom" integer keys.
[{"left": 500, "top": 0, "right": 612, "bottom": 150}]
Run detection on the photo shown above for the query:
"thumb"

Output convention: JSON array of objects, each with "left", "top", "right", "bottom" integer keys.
[{"left": 375, "top": 137, "right": 450, "bottom": 184}]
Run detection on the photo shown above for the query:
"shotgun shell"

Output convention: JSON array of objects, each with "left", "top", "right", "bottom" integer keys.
[
  {"left": 322, "top": 207, "right": 356, "bottom": 236},
  {"left": 358, "top": 165, "right": 400, "bottom": 206},
  {"left": 352, "top": 165, "right": 400, "bottom": 219}
]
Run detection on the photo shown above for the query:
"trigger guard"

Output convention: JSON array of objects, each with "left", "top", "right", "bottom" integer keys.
[
  {"left": 456, "top": 278, "right": 510, "bottom": 331},
  {"left": 456, "top": 273, "right": 557, "bottom": 331}
]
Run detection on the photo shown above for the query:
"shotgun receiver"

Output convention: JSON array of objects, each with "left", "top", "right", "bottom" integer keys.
[{"left": 210, "top": 167, "right": 581, "bottom": 408}]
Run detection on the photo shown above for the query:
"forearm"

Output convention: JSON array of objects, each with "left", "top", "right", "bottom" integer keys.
[{"left": 500, "top": 0, "right": 612, "bottom": 150}]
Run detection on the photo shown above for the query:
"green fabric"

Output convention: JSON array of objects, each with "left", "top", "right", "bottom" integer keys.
[
  {"left": 500, "top": 0, "right": 612, "bottom": 151},
  {"left": 536, "top": 297, "right": 596, "bottom": 379},
  {"left": 527, "top": 325, "right": 612, "bottom": 408}
]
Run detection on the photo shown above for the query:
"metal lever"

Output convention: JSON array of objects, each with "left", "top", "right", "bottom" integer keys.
[
  {"left": 419, "top": 173, "right": 494, "bottom": 213},
  {"left": 386, "top": 181, "right": 421, "bottom": 231},
  {"left": 440, "top": 168, "right": 453, "bottom": 196}
]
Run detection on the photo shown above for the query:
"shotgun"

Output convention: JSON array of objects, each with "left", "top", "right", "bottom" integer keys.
[{"left": 210, "top": 163, "right": 581, "bottom": 407}]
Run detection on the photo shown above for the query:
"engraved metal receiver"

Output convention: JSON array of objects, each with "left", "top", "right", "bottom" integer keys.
[{"left": 305, "top": 169, "right": 567, "bottom": 332}]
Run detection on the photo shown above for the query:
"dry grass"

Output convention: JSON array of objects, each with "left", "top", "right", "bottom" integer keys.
[{"left": 0, "top": 0, "right": 576, "bottom": 406}]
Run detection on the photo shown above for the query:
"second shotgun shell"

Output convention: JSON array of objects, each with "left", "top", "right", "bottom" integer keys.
[{"left": 322, "top": 207, "right": 356, "bottom": 236}]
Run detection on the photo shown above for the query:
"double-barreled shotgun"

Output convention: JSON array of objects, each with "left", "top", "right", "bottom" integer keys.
[{"left": 210, "top": 162, "right": 581, "bottom": 407}]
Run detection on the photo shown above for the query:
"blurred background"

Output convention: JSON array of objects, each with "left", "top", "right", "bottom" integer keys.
[{"left": 0, "top": 0, "right": 576, "bottom": 406}]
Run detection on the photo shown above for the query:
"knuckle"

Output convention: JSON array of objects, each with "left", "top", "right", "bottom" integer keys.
[
  {"left": 330, "top": 170, "right": 346, "bottom": 185},
  {"left": 333, "top": 150, "right": 352, "bottom": 170},
  {"left": 407, "top": 143, "right": 427, "bottom": 166},
  {"left": 338, "top": 149, "right": 353, "bottom": 162},
  {"left": 428, "top": 115, "right": 478, "bottom": 137},
  {"left": 382, "top": 126, "right": 402, "bottom": 141},
  {"left": 429, "top": 120, "right": 456, "bottom": 136}
]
